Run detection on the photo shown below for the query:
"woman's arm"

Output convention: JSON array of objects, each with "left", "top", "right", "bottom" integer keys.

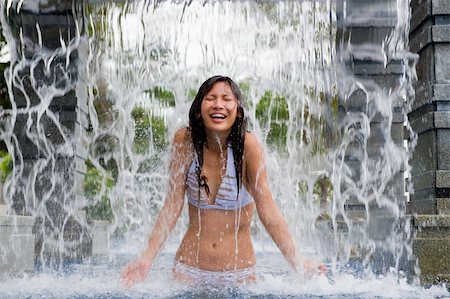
[
  {"left": 244, "top": 133, "right": 327, "bottom": 275},
  {"left": 121, "top": 128, "right": 192, "bottom": 287},
  {"left": 244, "top": 133, "right": 299, "bottom": 270}
]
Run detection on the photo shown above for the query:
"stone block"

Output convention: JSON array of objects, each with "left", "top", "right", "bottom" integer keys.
[
  {"left": 385, "top": 171, "right": 407, "bottom": 198},
  {"left": 415, "top": 45, "right": 435, "bottom": 83},
  {"left": 413, "top": 83, "right": 450, "bottom": 112},
  {"left": 0, "top": 215, "right": 34, "bottom": 234},
  {"left": 19, "top": 0, "right": 75, "bottom": 13},
  {"left": 0, "top": 204, "right": 7, "bottom": 215},
  {"left": 410, "top": 111, "right": 433, "bottom": 134},
  {"left": 0, "top": 234, "right": 35, "bottom": 272},
  {"left": 0, "top": 215, "right": 35, "bottom": 272},
  {"left": 433, "top": 25, "right": 450, "bottom": 43},
  {"left": 413, "top": 237, "right": 450, "bottom": 285},
  {"left": 412, "top": 170, "right": 450, "bottom": 190},
  {"left": 437, "top": 170, "right": 450, "bottom": 188},
  {"left": 438, "top": 130, "right": 450, "bottom": 170},
  {"left": 412, "top": 172, "right": 435, "bottom": 191},
  {"left": 341, "top": 0, "right": 398, "bottom": 27},
  {"left": 408, "top": 199, "right": 438, "bottom": 214},
  {"left": 18, "top": 12, "right": 78, "bottom": 55},
  {"left": 353, "top": 61, "right": 404, "bottom": 75},
  {"left": 435, "top": 44, "right": 450, "bottom": 83},
  {"left": 412, "top": 214, "right": 450, "bottom": 284},
  {"left": 348, "top": 27, "right": 394, "bottom": 46},
  {"left": 411, "top": 0, "right": 431, "bottom": 32},
  {"left": 410, "top": 130, "right": 436, "bottom": 173},
  {"left": 13, "top": 83, "right": 79, "bottom": 110},
  {"left": 410, "top": 111, "right": 450, "bottom": 135},
  {"left": 91, "top": 220, "right": 110, "bottom": 257},
  {"left": 409, "top": 126, "right": 450, "bottom": 176},
  {"left": 410, "top": 22, "right": 450, "bottom": 53},
  {"left": 408, "top": 198, "right": 450, "bottom": 215},
  {"left": 435, "top": 83, "right": 450, "bottom": 101},
  {"left": 410, "top": 19, "right": 433, "bottom": 53},
  {"left": 414, "top": 214, "right": 450, "bottom": 227},
  {"left": 365, "top": 125, "right": 405, "bottom": 157},
  {"left": 437, "top": 198, "right": 450, "bottom": 214},
  {"left": 432, "top": 0, "right": 450, "bottom": 15},
  {"left": 13, "top": 117, "right": 76, "bottom": 159}
]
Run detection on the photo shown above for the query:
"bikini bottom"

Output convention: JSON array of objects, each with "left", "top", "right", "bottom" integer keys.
[{"left": 172, "top": 260, "right": 256, "bottom": 287}]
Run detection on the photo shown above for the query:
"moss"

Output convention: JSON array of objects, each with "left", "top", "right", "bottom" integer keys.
[
  {"left": 0, "top": 151, "right": 12, "bottom": 182},
  {"left": 84, "top": 160, "right": 115, "bottom": 221},
  {"left": 255, "top": 91, "right": 289, "bottom": 150},
  {"left": 131, "top": 106, "right": 168, "bottom": 154},
  {"left": 144, "top": 86, "right": 176, "bottom": 107}
]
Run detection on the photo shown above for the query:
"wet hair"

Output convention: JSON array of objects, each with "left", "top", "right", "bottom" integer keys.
[{"left": 188, "top": 75, "right": 247, "bottom": 197}]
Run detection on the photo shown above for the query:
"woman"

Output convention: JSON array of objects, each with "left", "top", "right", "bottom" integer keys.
[{"left": 121, "top": 76, "right": 325, "bottom": 287}]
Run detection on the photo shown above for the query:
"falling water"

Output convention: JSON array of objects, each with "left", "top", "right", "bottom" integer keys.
[{"left": 0, "top": 0, "right": 449, "bottom": 298}]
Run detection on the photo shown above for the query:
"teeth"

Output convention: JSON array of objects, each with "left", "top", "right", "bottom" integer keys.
[{"left": 211, "top": 114, "right": 225, "bottom": 119}]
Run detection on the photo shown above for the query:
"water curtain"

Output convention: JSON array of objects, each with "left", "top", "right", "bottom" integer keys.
[{"left": 0, "top": 0, "right": 417, "bottom": 278}]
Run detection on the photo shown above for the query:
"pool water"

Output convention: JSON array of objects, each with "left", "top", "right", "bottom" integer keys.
[{"left": 0, "top": 251, "right": 448, "bottom": 299}]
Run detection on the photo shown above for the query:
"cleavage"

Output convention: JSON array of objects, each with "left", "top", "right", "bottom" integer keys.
[{"left": 200, "top": 149, "right": 228, "bottom": 205}]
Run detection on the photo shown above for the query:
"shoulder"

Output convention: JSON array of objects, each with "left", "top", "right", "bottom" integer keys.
[
  {"left": 243, "top": 132, "right": 267, "bottom": 187},
  {"left": 243, "top": 132, "right": 264, "bottom": 168},
  {"left": 173, "top": 127, "right": 189, "bottom": 143},
  {"left": 171, "top": 128, "right": 194, "bottom": 158},
  {"left": 172, "top": 128, "right": 192, "bottom": 148},
  {"left": 244, "top": 132, "right": 263, "bottom": 156}
]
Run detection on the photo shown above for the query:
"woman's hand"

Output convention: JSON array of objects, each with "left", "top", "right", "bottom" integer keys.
[
  {"left": 120, "top": 257, "right": 152, "bottom": 288},
  {"left": 303, "top": 259, "right": 328, "bottom": 276}
]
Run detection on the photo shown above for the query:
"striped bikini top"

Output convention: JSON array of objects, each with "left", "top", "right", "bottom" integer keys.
[{"left": 185, "top": 146, "right": 254, "bottom": 210}]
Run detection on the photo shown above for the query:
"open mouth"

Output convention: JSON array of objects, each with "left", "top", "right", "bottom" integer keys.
[{"left": 210, "top": 113, "right": 226, "bottom": 119}]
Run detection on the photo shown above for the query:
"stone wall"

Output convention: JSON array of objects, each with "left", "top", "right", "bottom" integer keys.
[
  {"left": 4, "top": 0, "right": 91, "bottom": 266},
  {"left": 335, "top": 0, "right": 410, "bottom": 274},
  {"left": 409, "top": 0, "right": 450, "bottom": 285}
]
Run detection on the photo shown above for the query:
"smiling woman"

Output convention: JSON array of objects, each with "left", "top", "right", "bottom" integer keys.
[{"left": 120, "top": 75, "right": 326, "bottom": 287}]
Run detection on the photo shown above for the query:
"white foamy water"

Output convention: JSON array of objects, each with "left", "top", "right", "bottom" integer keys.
[{"left": 0, "top": 251, "right": 448, "bottom": 298}]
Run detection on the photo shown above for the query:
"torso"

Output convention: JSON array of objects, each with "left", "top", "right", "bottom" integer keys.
[
  {"left": 175, "top": 133, "right": 256, "bottom": 271},
  {"left": 175, "top": 203, "right": 256, "bottom": 271}
]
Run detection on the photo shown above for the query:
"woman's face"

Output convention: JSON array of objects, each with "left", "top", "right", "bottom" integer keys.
[{"left": 200, "top": 81, "right": 238, "bottom": 137}]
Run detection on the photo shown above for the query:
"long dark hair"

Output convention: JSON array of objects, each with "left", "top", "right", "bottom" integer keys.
[{"left": 188, "top": 76, "right": 247, "bottom": 196}]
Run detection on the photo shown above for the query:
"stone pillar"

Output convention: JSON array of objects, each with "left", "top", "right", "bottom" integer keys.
[
  {"left": 335, "top": 0, "right": 410, "bottom": 273},
  {"left": 4, "top": 0, "right": 91, "bottom": 268},
  {"left": 409, "top": 0, "right": 450, "bottom": 285}
]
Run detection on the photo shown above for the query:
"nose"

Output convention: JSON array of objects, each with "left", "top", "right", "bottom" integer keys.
[{"left": 211, "top": 98, "right": 225, "bottom": 109}]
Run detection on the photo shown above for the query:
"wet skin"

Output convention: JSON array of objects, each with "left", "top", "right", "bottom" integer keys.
[
  {"left": 175, "top": 203, "right": 256, "bottom": 271},
  {"left": 174, "top": 82, "right": 256, "bottom": 271}
]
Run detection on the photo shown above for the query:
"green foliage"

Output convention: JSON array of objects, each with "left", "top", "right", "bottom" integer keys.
[
  {"left": 131, "top": 106, "right": 168, "bottom": 154},
  {"left": 0, "top": 151, "right": 12, "bottom": 182},
  {"left": 255, "top": 91, "right": 289, "bottom": 150},
  {"left": 187, "top": 88, "right": 197, "bottom": 101},
  {"left": 144, "top": 86, "right": 176, "bottom": 107},
  {"left": 84, "top": 160, "right": 115, "bottom": 221},
  {"left": 238, "top": 82, "right": 251, "bottom": 99},
  {"left": 256, "top": 91, "right": 289, "bottom": 122},
  {"left": 313, "top": 175, "right": 333, "bottom": 201}
]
